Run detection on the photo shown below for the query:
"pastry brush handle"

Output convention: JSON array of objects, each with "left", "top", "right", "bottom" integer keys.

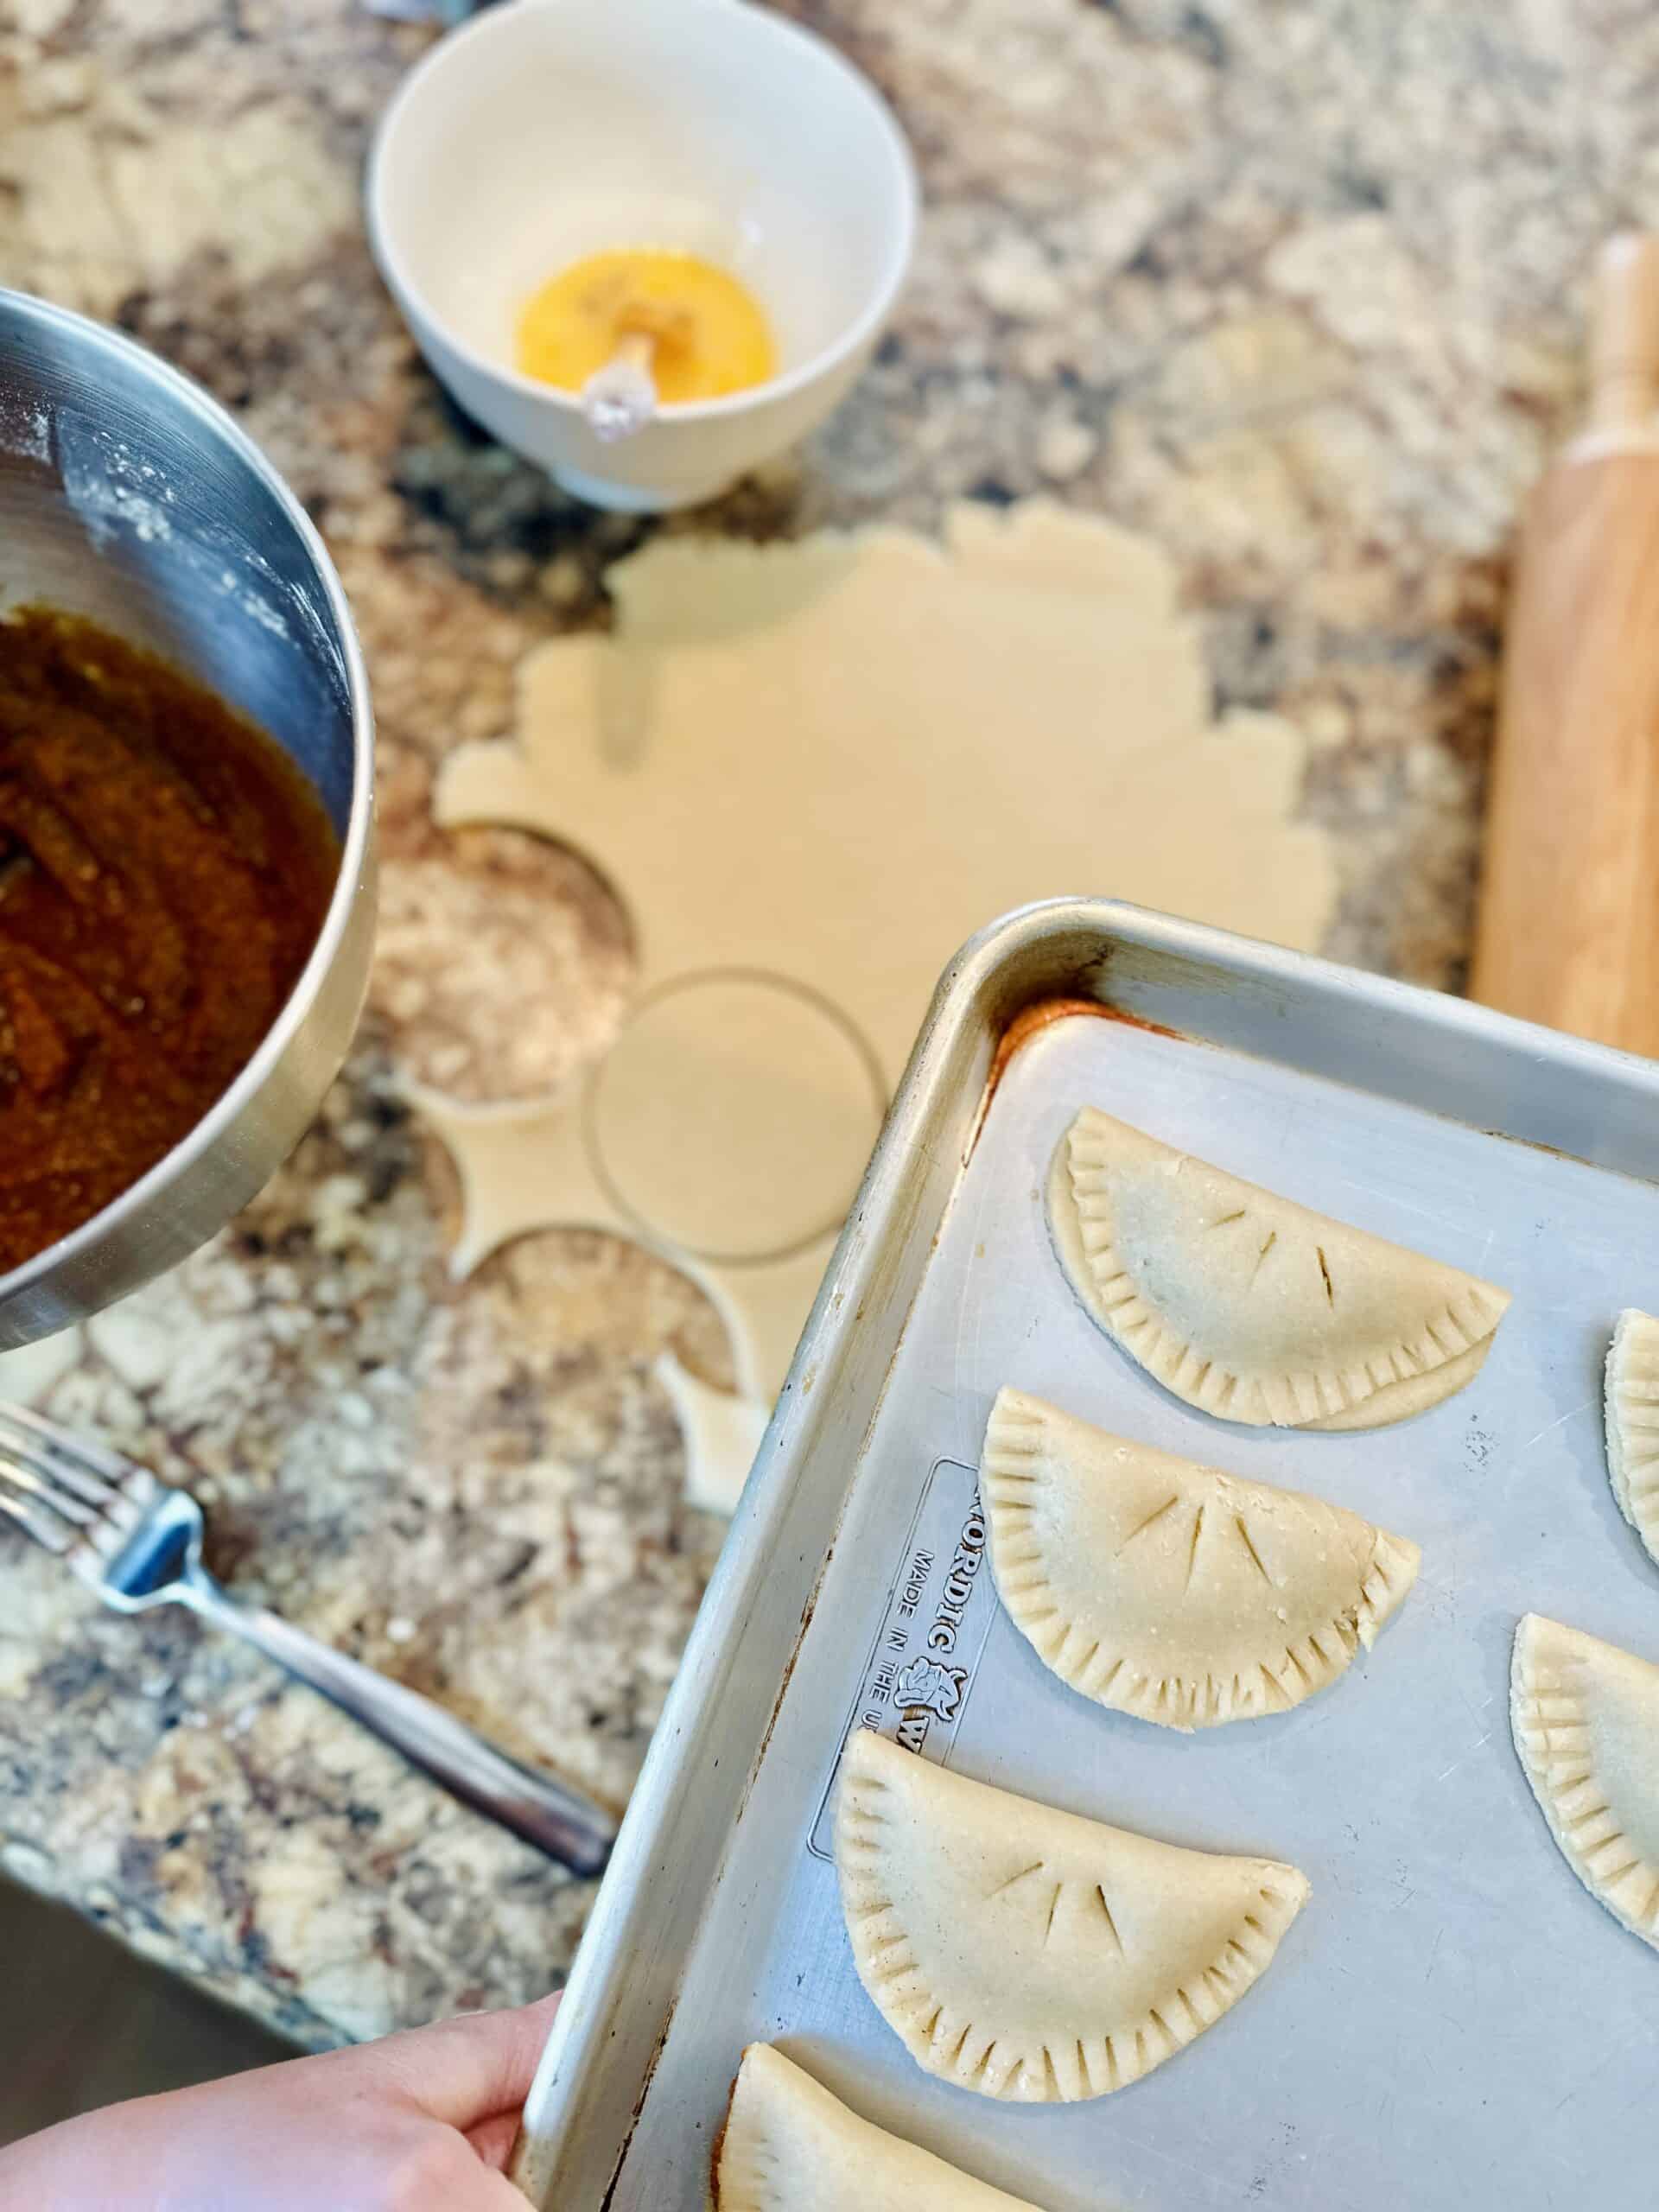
[{"left": 1471, "top": 235, "right": 1659, "bottom": 1055}]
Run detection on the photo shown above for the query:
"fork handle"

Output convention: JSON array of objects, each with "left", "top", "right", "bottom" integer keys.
[{"left": 178, "top": 1573, "right": 616, "bottom": 1875}]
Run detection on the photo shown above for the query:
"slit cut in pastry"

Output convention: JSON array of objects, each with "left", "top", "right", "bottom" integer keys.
[
  {"left": 1605, "top": 1310, "right": 1659, "bottom": 1568},
  {"left": 982, "top": 1389, "right": 1420, "bottom": 1730},
  {"left": 716, "top": 2044, "right": 1051, "bottom": 2212},
  {"left": 835, "top": 1728, "right": 1308, "bottom": 2101},
  {"left": 1048, "top": 1108, "right": 1510, "bottom": 1430},
  {"left": 1512, "top": 1613, "right": 1659, "bottom": 1951}
]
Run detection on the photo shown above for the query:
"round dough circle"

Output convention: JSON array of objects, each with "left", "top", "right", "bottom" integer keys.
[{"left": 587, "top": 970, "right": 885, "bottom": 1263}]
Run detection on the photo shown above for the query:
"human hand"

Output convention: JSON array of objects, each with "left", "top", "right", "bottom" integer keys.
[{"left": 0, "top": 1991, "right": 558, "bottom": 2211}]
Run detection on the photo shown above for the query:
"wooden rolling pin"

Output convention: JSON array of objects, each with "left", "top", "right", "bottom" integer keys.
[{"left": 1471, "top": 232, "right": 1659, "bottom": 1055}]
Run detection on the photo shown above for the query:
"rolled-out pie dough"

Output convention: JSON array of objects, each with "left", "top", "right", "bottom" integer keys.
[
  {"left": 588, "top": 971, "right": 884, "bottom": 1262},
  {"left": 416, "top": 503, "right": 1338, "bottom": 1507}
]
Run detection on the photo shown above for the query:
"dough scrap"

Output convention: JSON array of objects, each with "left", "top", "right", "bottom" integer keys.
[
  {"left": 716, "top": 2044, "right": 1049, "bottom": 2212},
  {"left": 439, "top": 504, "right": 1337, "bottom": 1087},
  {"left": 417, "top": 505, "right": 1339, "bottom": 1512},
  {"left": 1050, "top": 1108, "right": 1510, "bottom": 1429},
  {"left": 835, "top": 1728, "right": 1308, "bottom": 2101},
  {"left": 982, "top": 1389, "right": 1420, "bottom": 1730},
  {"left": 1511, "top": 1613, "right": 1659, "bottom": 1951},
  {"left": 1605, "top": 1309, "right": 1659, "bottom": 1568}
]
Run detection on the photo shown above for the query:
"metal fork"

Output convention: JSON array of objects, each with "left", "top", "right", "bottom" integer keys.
[{"left": 0, "top": 1403, "right": 615, "bottom": 1877}]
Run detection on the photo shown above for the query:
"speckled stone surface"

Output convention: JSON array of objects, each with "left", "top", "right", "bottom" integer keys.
[{"left": 0, "top": 0, "right": 1652, "bottom": 2047}]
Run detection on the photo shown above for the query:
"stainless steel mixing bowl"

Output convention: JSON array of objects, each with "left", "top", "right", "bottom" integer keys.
[{"left": 0, "top": 290, "right": 376, "bottom": 1348}]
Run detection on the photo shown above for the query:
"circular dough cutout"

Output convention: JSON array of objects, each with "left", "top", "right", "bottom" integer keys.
[{"left": 587, "top": 970, "right": 885, "bottom": 1264}]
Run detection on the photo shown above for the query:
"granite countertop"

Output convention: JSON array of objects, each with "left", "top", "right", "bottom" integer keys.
[{"left": 0, "top": 0, "right": 1648, "bottom": 2049}]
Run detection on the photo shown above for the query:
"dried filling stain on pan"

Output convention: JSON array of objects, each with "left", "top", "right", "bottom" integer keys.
[
  {"left": 0, "top": 607, "right": 339, "bottom": 1269},
  {"left": 971, "top": 997, "right": 1186, "bottom": 1156}
]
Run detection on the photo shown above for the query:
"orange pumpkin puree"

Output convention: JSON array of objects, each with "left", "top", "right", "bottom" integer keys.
[{"left": 0, "top": 607, "right": 339, "bottom": 1270}]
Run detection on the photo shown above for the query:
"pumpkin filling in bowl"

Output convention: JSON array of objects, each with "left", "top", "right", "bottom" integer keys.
[{"left": 0, "top": 607, "right": 339, "bottom": 1272}]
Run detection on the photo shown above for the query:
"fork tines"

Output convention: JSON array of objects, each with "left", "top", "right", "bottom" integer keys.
[{"left": 0, "top": 1402, "right": 150, "bottom": 1556}]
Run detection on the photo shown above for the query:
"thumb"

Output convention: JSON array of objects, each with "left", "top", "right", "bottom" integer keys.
[
  {"left": 370, "top": 1993, "right": 561, "bottom": 2133},
  {"left": 466, "top": 2111, "right": 522, "bottom": 2170},
  {"left": 451, "top": 2154, "right": 547, "bottom": 2211}
]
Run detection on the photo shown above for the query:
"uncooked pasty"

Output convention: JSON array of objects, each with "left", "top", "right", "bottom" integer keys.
[
  {"left": 982, "top": 1389, "right": 1420, "bottom": 1729},
  {"left": 1511, "top": 1612, "right": 1659, "bottom": 1951},
  {"left": 715, "top": 2044, "right": 1049, "bottom": 2211},
  {"left": 1605, "top": 1310, "right": 1659, "bottom": 1568},
  {"left": 1049, "top": 1108, "right": 1510, "bottom": 1429},
  {"left": 835, "top": 1728, "right": 1308, "bottom": 2101}
]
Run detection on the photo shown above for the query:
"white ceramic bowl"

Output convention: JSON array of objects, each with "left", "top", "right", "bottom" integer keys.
[{"left": 367, "top": 0, "right": 918, "bottom": 512}]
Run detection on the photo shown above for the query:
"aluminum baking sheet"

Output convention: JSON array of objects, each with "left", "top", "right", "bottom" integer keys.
[{"left": 515, "top": 904, "right": 1659, "bottom": 2212}]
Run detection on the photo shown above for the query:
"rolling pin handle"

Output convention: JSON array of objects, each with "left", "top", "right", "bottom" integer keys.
[
  {"left": 1588, "top": 231, "right": 1659, "bottom": 438},
  {"left": 1471, "top": 227, "right": 1659, "bottom": 1054}
]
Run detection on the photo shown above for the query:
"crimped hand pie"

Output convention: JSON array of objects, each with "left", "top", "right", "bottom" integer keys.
[
  {"left": 836, "top": 1729, "right": 1308, "bottom": 2101},
  {"left": 1049, "top": 1108, "right": 1510, "bottom": 1429},
  {"left": 716, "top": 2044, "right": 1052, "bottom": 2211},
  {"left": 1605, "top": 1309, "right": 1659, "bottom": 1569},
  {"left": 982, "top": 1389, "right": 1420, "bottom": 1729},
  {"left": 1512, "top": 1613, "right": 1659, "bottom": 1952}
]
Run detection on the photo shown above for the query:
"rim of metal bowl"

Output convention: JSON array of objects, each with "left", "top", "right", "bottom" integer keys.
[{"left": 0, "top": 288, "right": 376, "bottom": 1318}]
